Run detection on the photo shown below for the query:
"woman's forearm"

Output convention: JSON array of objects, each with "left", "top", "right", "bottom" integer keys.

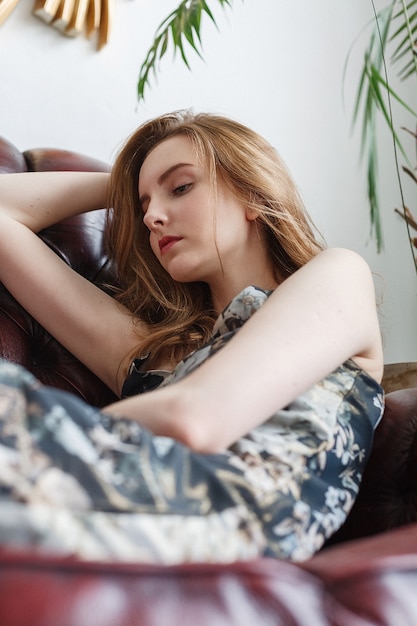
[{"left": 0, "top": 171, "right": 110, "bottom": 232}]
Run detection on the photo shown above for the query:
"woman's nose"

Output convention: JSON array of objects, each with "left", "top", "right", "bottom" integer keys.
[{"left": 143, "top": 202, "right": 168, "bottom": 230}]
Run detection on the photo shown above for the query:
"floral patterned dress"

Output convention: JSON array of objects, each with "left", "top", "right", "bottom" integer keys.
[{"left": 0, "top": 286, "right": 384, "bottom": 564}]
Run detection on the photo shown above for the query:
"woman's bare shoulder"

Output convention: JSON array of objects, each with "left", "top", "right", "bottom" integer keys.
[{"left": 310, "top": 247, "right": 383, "bottom": 382}]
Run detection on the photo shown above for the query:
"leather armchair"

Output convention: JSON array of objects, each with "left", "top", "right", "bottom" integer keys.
[{"left": 1, "top": 135, "right": 417, "bottom": 625}]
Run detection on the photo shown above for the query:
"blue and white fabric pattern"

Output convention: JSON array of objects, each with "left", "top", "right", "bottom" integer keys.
[{"left": 0, "top": 286, "right": 384, "bottom": 564}]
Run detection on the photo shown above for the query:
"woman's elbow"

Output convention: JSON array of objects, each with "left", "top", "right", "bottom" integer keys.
[
  {"left": 157, "top": 385, "right": 229, "bottom": 454},
  {"left": 171, "top": 417, "right": 226, "bottom": 454}
]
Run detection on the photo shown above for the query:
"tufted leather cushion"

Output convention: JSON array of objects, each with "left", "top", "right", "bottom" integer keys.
[{"left": 0, "top": 137, "right": 27, "bottom": 173}]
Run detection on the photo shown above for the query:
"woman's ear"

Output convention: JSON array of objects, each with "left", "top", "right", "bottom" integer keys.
[{"left": 245, "top": 206, "right": 258, "bottom": 221}]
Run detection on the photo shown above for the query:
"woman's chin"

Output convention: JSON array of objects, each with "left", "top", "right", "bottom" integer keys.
[
  {"left": 168, "top": 268, "right": 206, "bottom": 283},
  {"left": 169, "top": 271, "right": 205, "bottom": 284},
  {"left": 166, "top": 262, "right": 208, "bottom": 285}
]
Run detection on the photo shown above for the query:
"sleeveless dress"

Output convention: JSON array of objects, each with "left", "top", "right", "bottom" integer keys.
[{"left": 0, "top": 286, "right": 384, "bottom": 564}]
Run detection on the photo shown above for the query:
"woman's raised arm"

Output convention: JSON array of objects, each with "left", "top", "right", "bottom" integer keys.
[
  {"left": 0, "top": 171, "right": 145, "bottom": 396},
  {"left": 0, "top": 171, "right": 110, "bottom": 231}
]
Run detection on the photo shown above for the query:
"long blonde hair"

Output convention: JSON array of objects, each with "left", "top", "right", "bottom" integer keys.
[{"left": 106, "top": 110, "right": 324, "bottom": 368}]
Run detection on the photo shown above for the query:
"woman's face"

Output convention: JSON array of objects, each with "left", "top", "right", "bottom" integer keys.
[{"left": 138, "top": 135, "right": 257, "bottom": 287}]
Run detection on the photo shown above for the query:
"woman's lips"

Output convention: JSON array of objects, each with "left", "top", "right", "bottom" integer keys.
[{"left": 159, "top": 236, "right": 182, "bottom": 253}]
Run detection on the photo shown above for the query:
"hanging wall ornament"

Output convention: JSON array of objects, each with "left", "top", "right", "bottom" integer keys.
[
  {"left": 0, "top": 0, "right": 21, "bottom": 26},
  {"left": 32, "top": 0, "right": 114, "bottom": 49},
  {"left": 0, "top": 0, "right": 114, "bottom": 49}
]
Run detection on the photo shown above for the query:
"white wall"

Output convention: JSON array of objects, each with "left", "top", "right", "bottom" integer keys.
[{"left": 1, "top": 0, "right": 416, "bottom": 364}]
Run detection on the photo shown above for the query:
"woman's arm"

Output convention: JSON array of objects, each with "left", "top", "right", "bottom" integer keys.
[
  {"left": 0, "top": 171, "right": 109, "bottom": 231},
  {"left": 0, "top": 171, "right": 145, "bottom": 395},
  {"left": 103, "top": 248, "right": 384, "bottom": 453}
]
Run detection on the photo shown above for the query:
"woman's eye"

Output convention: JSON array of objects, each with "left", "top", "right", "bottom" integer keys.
[{"left": 173, "top": 183, "right": 191, "bottom": 195}]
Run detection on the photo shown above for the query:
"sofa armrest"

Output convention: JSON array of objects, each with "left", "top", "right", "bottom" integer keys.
[{"left": 1, "top": 522, "right": 417, "bottom": 626}]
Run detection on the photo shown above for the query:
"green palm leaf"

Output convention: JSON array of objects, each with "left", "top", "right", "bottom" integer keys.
[
  {"left": 390, "top": 0, "right": 417, "bottom": 78},
  {"left": 350, "top": 0, "right": 417, "bottom": 251},
  {"left": 137, "top": 0, "right": 234, "bottom": 103}
]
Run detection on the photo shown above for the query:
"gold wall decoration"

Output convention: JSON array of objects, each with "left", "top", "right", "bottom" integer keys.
[
  {"left": 0, "top": 0, "right": 115, "bottom": 49},
  {"left": 0, "top": 0, "right": 21, "bottom": 25}
]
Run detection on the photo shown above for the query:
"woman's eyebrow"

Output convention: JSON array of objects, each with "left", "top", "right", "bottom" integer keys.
[
  {"left": 139, "top": 163, "right": 194, "bottom": 205},
  {"left": 158, "top": 162, "right": 194, "bottom": 185}
]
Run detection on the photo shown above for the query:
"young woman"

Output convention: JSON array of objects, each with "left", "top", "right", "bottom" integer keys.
[{"left": 0, "top": 110, "right": 384, "bottom": 564}]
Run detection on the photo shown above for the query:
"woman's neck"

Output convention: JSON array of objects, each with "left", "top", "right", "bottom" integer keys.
[
  {"left": 206, "top": 226, "right": 278, "bottom": 313},
  {"left": 209, "top": 269, "right": 277, "bottom": 314}
]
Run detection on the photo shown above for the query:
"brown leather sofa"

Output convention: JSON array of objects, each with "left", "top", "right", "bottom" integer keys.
[{"left": 1, "top": 135, "right": 417, "bottom": 625}]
